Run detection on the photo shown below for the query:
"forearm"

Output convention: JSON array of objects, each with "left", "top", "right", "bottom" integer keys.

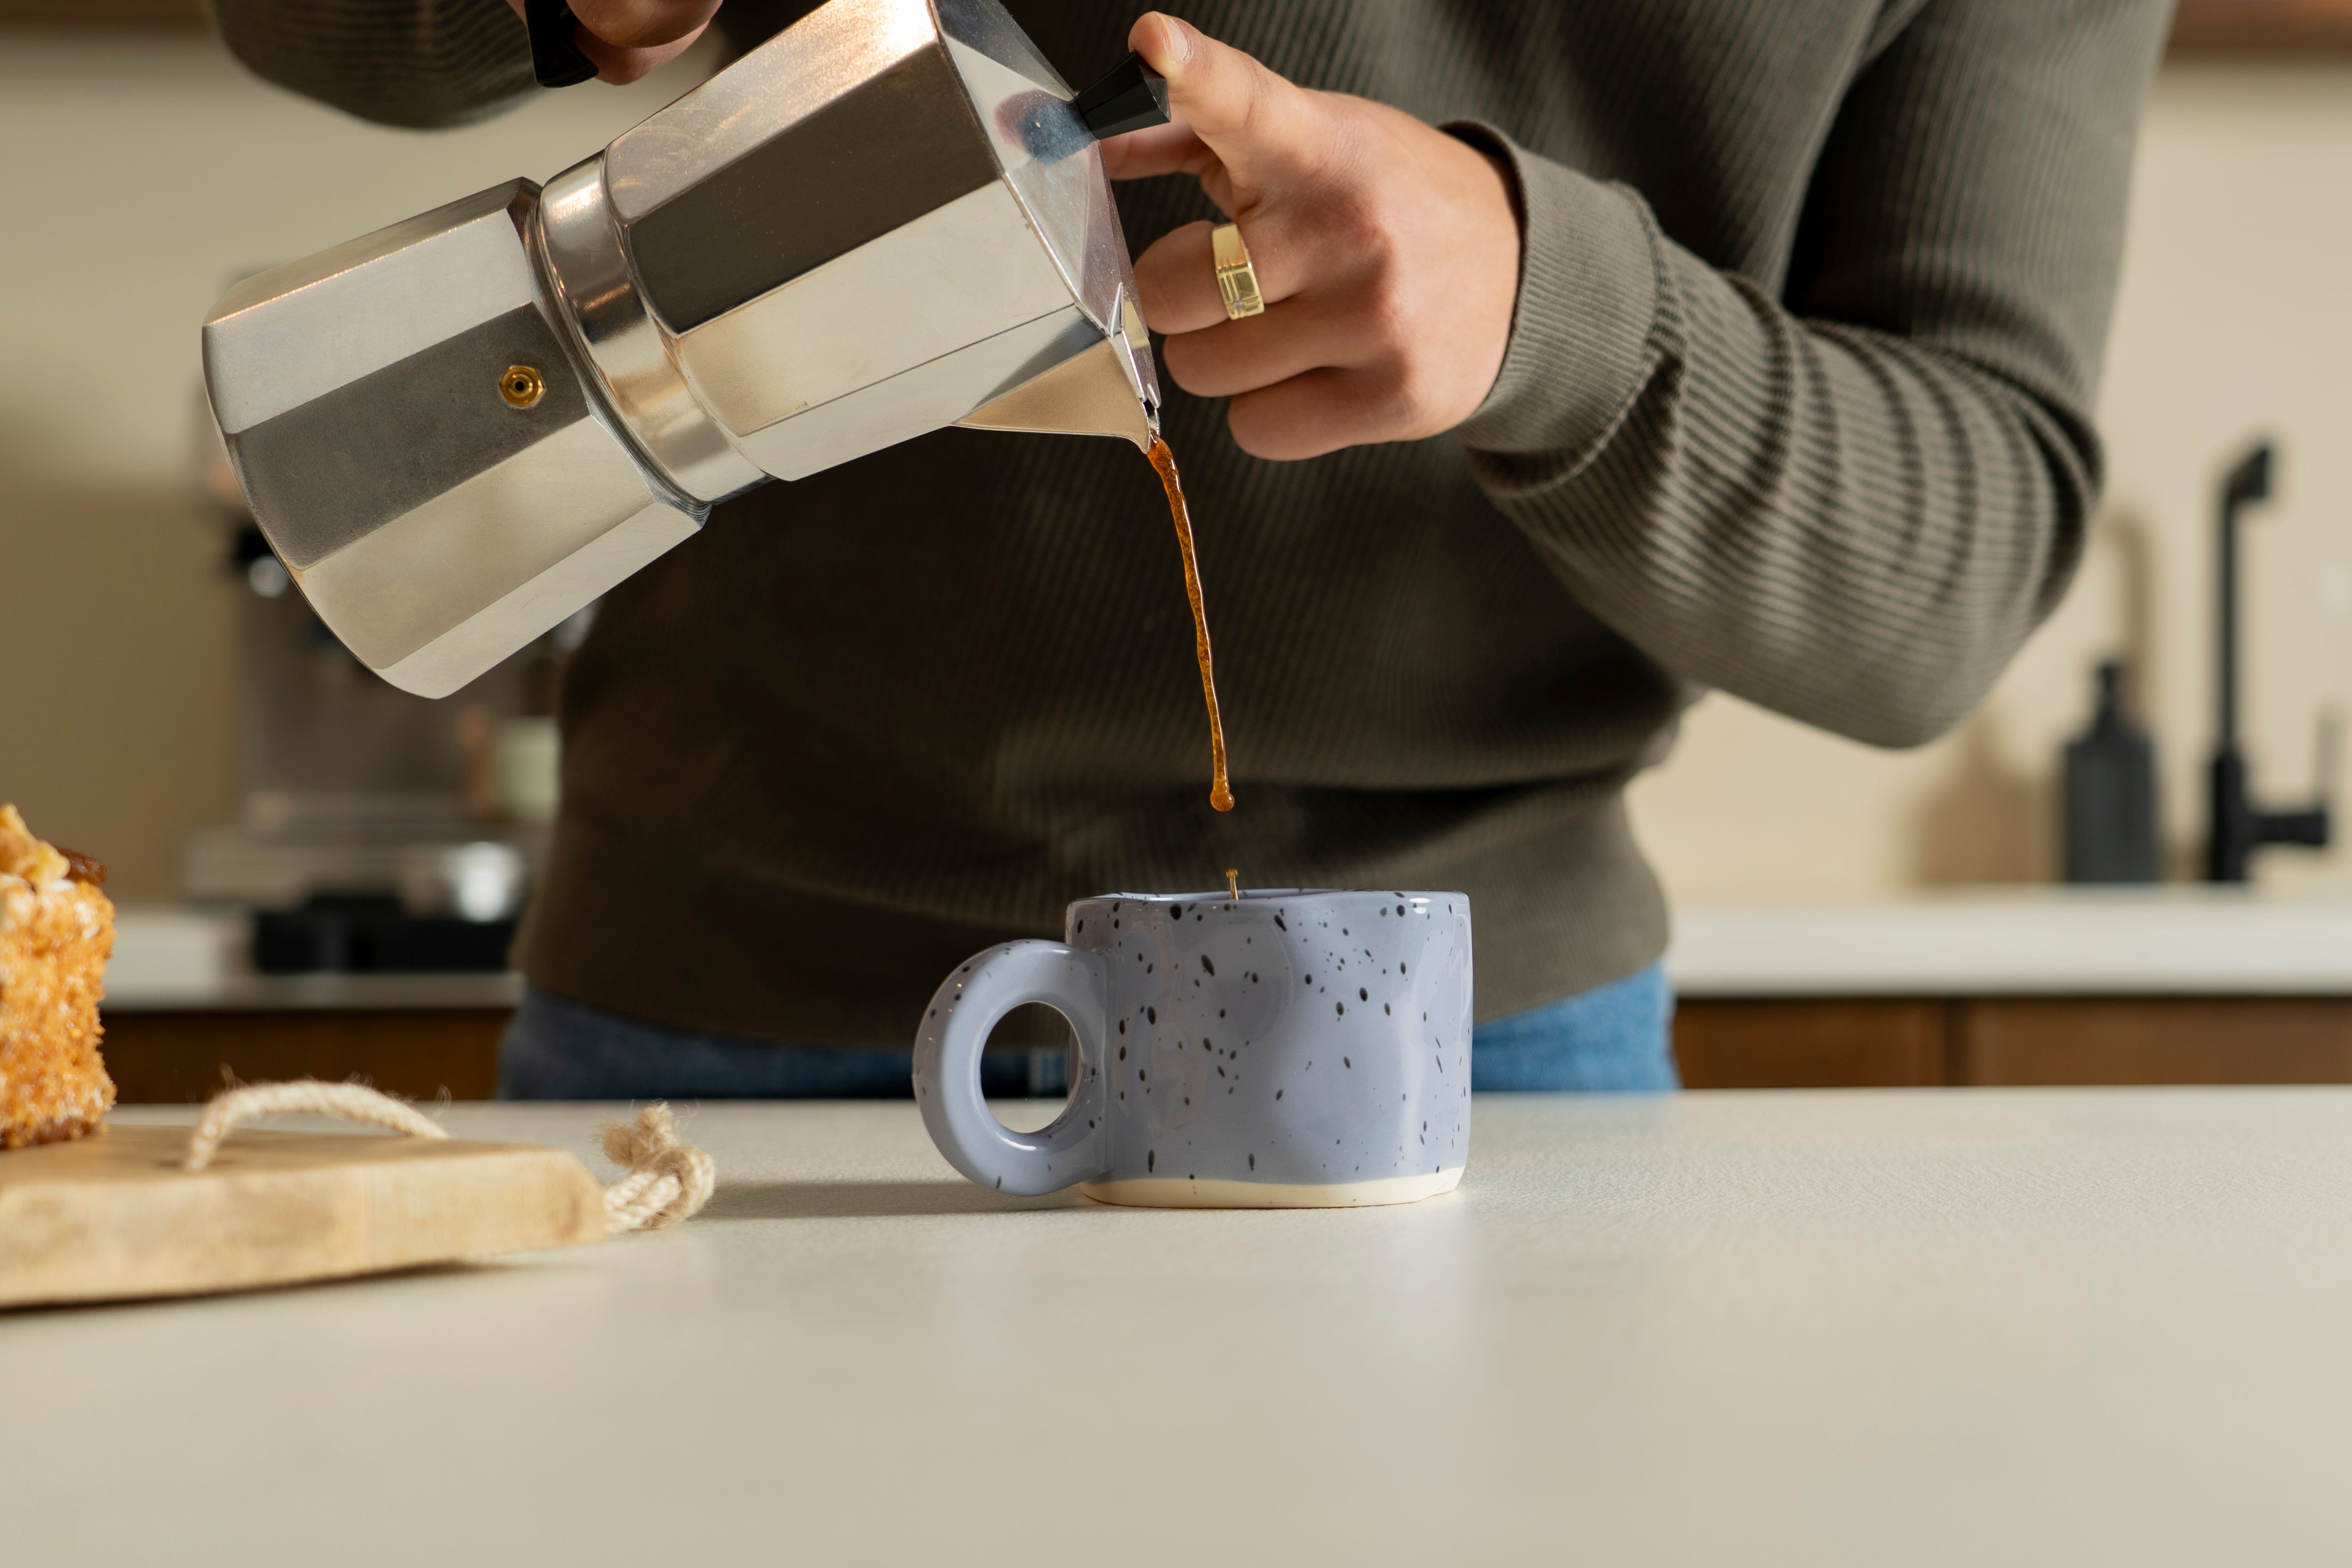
[
  {"left": 212, "top": 0, "right": 534, "bottom": 128},
  {"left": 1461, "top": 162, "right": 2094, "bottom": 749},
  {"left": 1458, "top": 0, "right": 2169, "bottom": 750}
]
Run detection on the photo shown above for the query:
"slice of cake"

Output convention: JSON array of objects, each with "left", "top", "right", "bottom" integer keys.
[{"left": 0, "top": 804, "right": 116, "bottom": 1148}]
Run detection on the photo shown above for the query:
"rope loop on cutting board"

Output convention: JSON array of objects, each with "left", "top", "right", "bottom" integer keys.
[
  {"left": 181, "top": 1081, "right": 715, "bottom": 1234},
  {"left": 183, "top": 1080, "right": 448, "bottom": 1167}
]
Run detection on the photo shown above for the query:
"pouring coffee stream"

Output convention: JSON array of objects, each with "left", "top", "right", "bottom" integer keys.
[{"left": 1146, "top": 434, "right": 1236, "bottom": 813}]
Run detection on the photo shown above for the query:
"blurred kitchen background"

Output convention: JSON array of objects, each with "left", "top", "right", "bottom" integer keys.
[{"left": 6, "top": 1, "right": 2352, "bottom": 1095}]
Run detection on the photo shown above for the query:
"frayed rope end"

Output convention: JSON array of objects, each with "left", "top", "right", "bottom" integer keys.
[{"left": 598, "top": 1103, "right": 715, "bottom": 1234}]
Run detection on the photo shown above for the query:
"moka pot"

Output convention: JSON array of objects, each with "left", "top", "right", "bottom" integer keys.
[{"left": 201, "top": 0, "right": 1168, "bottom": 697}]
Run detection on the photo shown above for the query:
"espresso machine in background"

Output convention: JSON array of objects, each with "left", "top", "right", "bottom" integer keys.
[{"left": 192, "top": 414, "right": 558, "bottom": 972}]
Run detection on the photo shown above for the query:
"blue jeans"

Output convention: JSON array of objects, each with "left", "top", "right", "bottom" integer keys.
[{"left": 497, "top": 961, "right": 1677, "bottom": 1099}]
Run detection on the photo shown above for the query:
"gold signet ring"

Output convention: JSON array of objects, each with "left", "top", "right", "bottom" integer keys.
[{"left": 1212, "top": 221, "right": 1265, "bottom": 321}]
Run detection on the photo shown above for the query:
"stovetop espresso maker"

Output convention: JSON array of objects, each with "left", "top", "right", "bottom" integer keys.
[{"left": 202, "top": 0, "right": 1170, "bottom": 697}]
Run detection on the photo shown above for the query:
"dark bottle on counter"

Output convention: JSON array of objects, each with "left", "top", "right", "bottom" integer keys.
[{"left": 2064, "top": 660, "right": 2161, "bottom": 883}]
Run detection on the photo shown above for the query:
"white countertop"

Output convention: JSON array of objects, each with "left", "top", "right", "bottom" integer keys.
[
  {"left": 1670, "top": 887, "right": 2352, "bottom": 995},
  {"left": 11, "top": 1091, "right": 2352, "bottom": 1565}
]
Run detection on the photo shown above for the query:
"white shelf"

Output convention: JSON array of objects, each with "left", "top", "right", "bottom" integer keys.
[
  {"left": 1668, "top": 888, "right": 2352, "bottom": 996},
  {"left": 109, "top": 890, "right": 2352, "bottom": 1008}
]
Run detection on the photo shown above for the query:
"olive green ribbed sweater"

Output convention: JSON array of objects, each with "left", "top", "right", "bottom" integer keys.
[{"left": 213, "top": 0, "right": 2170, "bottom": 1045}]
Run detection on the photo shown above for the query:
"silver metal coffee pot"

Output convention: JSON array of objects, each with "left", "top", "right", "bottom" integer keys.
[{"left": 202, "top": 0, "right": 1168, "bottom": 697}]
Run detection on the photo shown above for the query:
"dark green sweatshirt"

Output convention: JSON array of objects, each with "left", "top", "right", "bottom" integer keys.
[{"left": 213, "top": 0, "right": 2170, "bottom": 1045}]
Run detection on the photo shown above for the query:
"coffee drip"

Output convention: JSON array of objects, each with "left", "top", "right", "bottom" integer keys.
[{"left": 1146, "top": 435, "right": 1235, "bottom": 813}]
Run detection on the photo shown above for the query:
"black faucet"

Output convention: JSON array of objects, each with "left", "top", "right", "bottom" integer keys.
[{"left": 2207, "top": 441, "right": 2332, "bottom": 882}]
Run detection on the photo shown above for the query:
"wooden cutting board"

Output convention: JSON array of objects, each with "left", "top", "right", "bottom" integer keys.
[{"left": 0, "top": 1124, "right": 606, "bottom": 1308}]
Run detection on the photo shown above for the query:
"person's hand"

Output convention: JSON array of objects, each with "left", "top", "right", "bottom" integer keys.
[
  {"left": 503, "top": 0, "right": 718, "bottom": 85},
  {"left": 1103, "top": 14, "right": 1521, "bottom": 460}
]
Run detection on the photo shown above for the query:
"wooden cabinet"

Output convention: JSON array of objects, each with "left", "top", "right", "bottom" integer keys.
[
  {"left": 1962, "top": 998, "right": 2352, "bottom": 1085},
  {"left": 1677, "top": 997, "right": 2352, "bottom": 1088},
  {"left": 95, "top": 995, "right": 2352, "bottom": 1102},
  {"left": 1673, "top": 999, "right": 1950, "bottom": 1088},
  {"left": 2170, "top": 0, "right": 2352, "bottom": 54}
]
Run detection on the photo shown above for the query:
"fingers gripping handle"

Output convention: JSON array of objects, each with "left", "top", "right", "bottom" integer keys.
[
  {"left": 525, "top": 0, "right": 598, "bottom": 87},
  {"left": 913, "top": 943, "right": 1108, "bottom": 1196},
  {"left": 1075, "top": 52, "right": 1171, "bottom": 140}
]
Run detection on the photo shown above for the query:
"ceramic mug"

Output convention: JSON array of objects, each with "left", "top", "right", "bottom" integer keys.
[{"left": 913, "top": 889, "right": 1473, "bottom": 1207}]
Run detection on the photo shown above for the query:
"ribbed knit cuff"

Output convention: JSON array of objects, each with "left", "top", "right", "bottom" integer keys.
[{"left": 1446, "top": 125, "right": 1666, "bottom": 460}]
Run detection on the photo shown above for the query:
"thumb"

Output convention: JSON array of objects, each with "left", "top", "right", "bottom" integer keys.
[{"left": 1128, "top": 13, "right": 1327, "bottom": 195}]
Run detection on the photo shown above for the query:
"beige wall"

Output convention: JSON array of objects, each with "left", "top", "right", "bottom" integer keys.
[
  {"left": 2, "top": 34, "right": 2347, "bottom": 903},
  {"left": 1630, "top": 61, "right": 2352, "bottom": 903}
]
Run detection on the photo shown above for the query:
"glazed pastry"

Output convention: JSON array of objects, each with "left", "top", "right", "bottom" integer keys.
[{"left": 0, "top": 805, "right": 116, "bottom": 1148}]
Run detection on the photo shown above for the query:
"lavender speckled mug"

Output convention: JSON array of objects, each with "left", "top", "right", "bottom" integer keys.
[{"left": 913, "top": 890, "right": 1472, "bottom": 1207}]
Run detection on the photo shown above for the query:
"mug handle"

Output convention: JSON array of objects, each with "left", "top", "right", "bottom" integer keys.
[{"left": 913, "top": 942, "right": 1108, "bottom": 1196}]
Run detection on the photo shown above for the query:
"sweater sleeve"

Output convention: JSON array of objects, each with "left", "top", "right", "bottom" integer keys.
[
  {"left": 1455, "top": 0, "right": 2170, "bottom": 749},
  {"left": 211, "top": 0, "right": 537, "bottom": 128}
]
